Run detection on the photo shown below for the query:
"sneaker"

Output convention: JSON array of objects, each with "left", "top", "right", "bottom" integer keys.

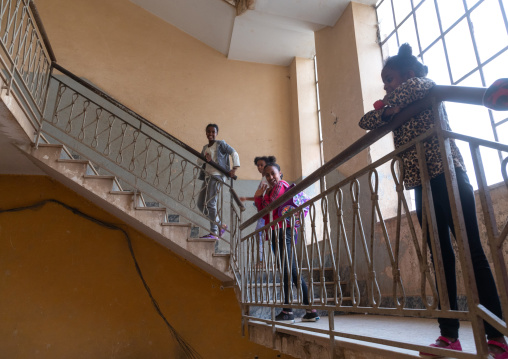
[
  {"left": 199, "top": 233, "right": 217, "bottom": 240},
  {"left": 302, "top": 311, "right": 320, "bottom": 322},
  {"left": 275, "top": 311, "right": 295, "bottom": 324},
  {"left": 420, "top": 336, "right": 462, "bottom": 357},
  {"left": 488, "top": 339, "right": 508, "bottom": 359},
  {"left": 219, "top": 225, "right": 228, "bottom": 237}
]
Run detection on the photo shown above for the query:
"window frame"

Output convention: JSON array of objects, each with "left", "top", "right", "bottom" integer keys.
[{"left": 375, "top": 0, "right": 508, "bottom": 166}]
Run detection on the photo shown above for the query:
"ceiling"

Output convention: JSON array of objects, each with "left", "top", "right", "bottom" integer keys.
[{"left": 129, "top": 0, "right": 378, "bottom": 66}]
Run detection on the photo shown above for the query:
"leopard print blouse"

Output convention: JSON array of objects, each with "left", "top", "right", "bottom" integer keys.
[{"left": 359, "top": 77, "right": 466, "bottom": 189}]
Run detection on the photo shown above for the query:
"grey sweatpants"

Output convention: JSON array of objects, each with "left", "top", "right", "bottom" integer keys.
[{"left": 197, "top": 175, "right": 222, "bottom": 234}]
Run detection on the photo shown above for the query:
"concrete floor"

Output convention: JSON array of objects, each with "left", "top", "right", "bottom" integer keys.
[
  {"left": 250, "top": 314, "right": 482, "bottom": 358},
  {"left": 298, "top": 314, "right": 475, "bottom": 353}
]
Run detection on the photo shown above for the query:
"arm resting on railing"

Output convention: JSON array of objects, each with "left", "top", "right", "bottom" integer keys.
[
  {"left": 241, "top": 83, "right": 495, "bottom": 230},
  {"left": 240, "top": 94, "right": 437, "bottom": 229}
]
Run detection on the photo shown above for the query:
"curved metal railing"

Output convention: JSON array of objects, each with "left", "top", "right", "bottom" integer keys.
[{"left": 236, "top": 85, "right": 508, "bottom": 358}]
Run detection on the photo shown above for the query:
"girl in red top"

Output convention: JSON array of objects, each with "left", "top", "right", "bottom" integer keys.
[{"left": 254, "top": 162, "right": 319, "bottom": 324}]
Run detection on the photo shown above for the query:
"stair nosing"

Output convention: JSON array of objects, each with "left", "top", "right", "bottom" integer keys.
[
  {"left": 188, "top": 237, "right": 216, "bottom": 243},
  {"left": 83, "top": 175, "right": 115, "bottom": 180},
  {"left": 109, "top": 191, "right": 135, "bottom": 195},
  {"left": 57, "top": 159, "right": 90, "bottom": 164},
  {"left": 37, "top": 143, "right": 64, "bottom": 148},
  {"left": 135, "top": 206, "right": 166, "bottom": 211},
  {"left": 161, "top": 222, "right": 191, "bottom": 227}
]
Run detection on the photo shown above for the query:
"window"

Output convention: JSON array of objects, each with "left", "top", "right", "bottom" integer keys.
[
  {"left": 376, "top": 0, "right": 508, "bottom": 188},
  {"left": 314, "top": 55, "right": 326, "bottom": 192}
]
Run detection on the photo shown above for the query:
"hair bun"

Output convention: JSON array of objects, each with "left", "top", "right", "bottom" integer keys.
[{"left": 398, "top": 43, "right": 413, "bottom": 57}]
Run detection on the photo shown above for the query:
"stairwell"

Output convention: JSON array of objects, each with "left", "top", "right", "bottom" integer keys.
[
  {"left": 23, "top": 143, "right": 232, "bottom": 282},
  {"left": 1, "top": 2, "right": 507, "bottom": 359}
]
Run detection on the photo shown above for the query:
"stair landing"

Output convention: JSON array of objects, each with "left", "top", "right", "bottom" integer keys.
[{"left": 249, "top": 314, "right": 477, "bottom": 359}]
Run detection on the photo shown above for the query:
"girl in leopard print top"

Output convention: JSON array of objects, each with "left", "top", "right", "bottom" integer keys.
[
  {"left": 359, "top": 51, "right": 465, "bottom": 189},
  {"left": 359, "top": 44, "right": 506, "bottom": 357}
]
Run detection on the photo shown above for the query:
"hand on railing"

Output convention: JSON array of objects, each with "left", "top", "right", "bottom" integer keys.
[{"left": 51, "top": 64, "right": 236, "bottom": 181}]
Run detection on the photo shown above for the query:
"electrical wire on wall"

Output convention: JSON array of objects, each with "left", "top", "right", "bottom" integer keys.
[{"left": 0, "top": 199, "right": 201, "bottom": 359}]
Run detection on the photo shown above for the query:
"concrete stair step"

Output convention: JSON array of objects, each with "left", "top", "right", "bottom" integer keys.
[
  {"left": 52, "top": 159, "right": 90, "bottom": 181},
  {"left": 30, "top": 144, "right": 64, "bottom": 163},
  {"left": 21, "top": 145, "right": 234, "bottom": 282},
  {"left": 107, "top": 191, "right": 134, "bottom": 210},
  {"left": 82, "top": 175, "right": 116, "bottom": 193},
  {"left": 133, "top": 207, "right": 168, "bottom": 228}
]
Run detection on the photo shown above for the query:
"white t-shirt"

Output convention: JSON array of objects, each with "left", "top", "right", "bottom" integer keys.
[{"left": 203, "top": 142, "right": 222, "bottom": 176}]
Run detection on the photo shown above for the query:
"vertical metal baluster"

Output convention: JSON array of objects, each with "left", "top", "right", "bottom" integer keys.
[
  {"left": 351, "top": 179, "right": 381, "bottom": 307},
  {"left": 321, "top": 197, "right": 335, "bottom": 306},
  {"left": 5, "top": 0, "right": 22, "bottom": 94},
  {"left": 470, "top": 144, "right": 508, "bottom": 330},
  {"left": 88, "top": 106, "right": 104, "bottom": 149},
  {"left": 64, "top": 92, "right": 78, "bottom": 133},
  {"left": 415, "top": 140, "right": 450, "bottom": 313},
  {"left": 103, "top": 115, "right": 116, "bottom": 156},
  {"left": 299, "top": 206, "right": 313, "bottom": 308},
  {"left": 77, "top": 100, "right": 89, "bottom": 141},
  {"left": 335, "top": 188, "right": 359, "bottom": 307},
  {"left": 33, "top": 63, "right": 52, "bottom": 147},
  {"left": 115, "top": 122, "right": 128, "bottom": 164},
  {"left": 386, "top": 163, "right": 406, "bottom": 309},
  {"left": 433, "top": 99, "right": 488, "bottom": 356}
]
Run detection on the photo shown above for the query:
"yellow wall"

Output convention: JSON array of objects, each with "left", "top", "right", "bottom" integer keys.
[
  {"left": 289, "top": 57, "right": 321, "bottom": 180},
  {"left": 373, "top": 183, "right": 508, "bottom": 299},
  {"left": 314, "top": 2, "right": 369, "bottom": 177},
  {"left": 0, "top": 175, "right": 294, "bottom": 358},
  {"left": 36, "top": 0, "right": 296, "bottom": 180}
]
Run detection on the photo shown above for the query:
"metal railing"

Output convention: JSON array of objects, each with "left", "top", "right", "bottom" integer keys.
[
  {"left": 40, "top": 63, "right": 245, "bottom": 257},
  {"left": 236, "top": 86, "right": 508, "bottom": 358},
  {"left": 0, "top": 0, "right": 245, "bottom": 277},
  {"left": 1, "top": 2, "right": 506, "bottom": 357},
  {"left": 0, "top": 0, "right": 53, "bottom": 132}
]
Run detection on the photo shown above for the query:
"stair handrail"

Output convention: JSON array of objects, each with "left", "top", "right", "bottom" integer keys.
[
  {"left": 240, "top": 85, "right": 489, "bottom": 230},
  {"left": 28, "top": 1, "right": 56, "bottom": 62},
  {"left": 50, "top": 62, "right": 239, "bottom": 183}
]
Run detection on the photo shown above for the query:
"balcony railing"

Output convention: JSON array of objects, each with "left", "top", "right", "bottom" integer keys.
[{"left": 236, "top": 86, "right": 508, "bottom": 358}]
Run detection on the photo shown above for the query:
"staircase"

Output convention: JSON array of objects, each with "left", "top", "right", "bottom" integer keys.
[
  {"left": 0, "top": 0, "right": 242, "bottom": 285},
  {"left": 1, "top": 2, "right": 507, "bottom": 358},
  {"left": 23, "top": 142, "right": 232, "bottom": 282}
]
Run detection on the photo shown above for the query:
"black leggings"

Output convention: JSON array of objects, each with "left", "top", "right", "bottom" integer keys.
[
  {"left": 271, "top": 227, "right": 310, "bottom": 312},
  {"left": 414, "top": 168, "right": 503, "bottom": 339}
]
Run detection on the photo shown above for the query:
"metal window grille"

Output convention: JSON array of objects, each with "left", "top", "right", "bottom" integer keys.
[
  {"left": 375, "top": 0, "right": 508, "bottom": 186},
  {"left": 313, "top": 55, "right": 327, "bottom": 192}
]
